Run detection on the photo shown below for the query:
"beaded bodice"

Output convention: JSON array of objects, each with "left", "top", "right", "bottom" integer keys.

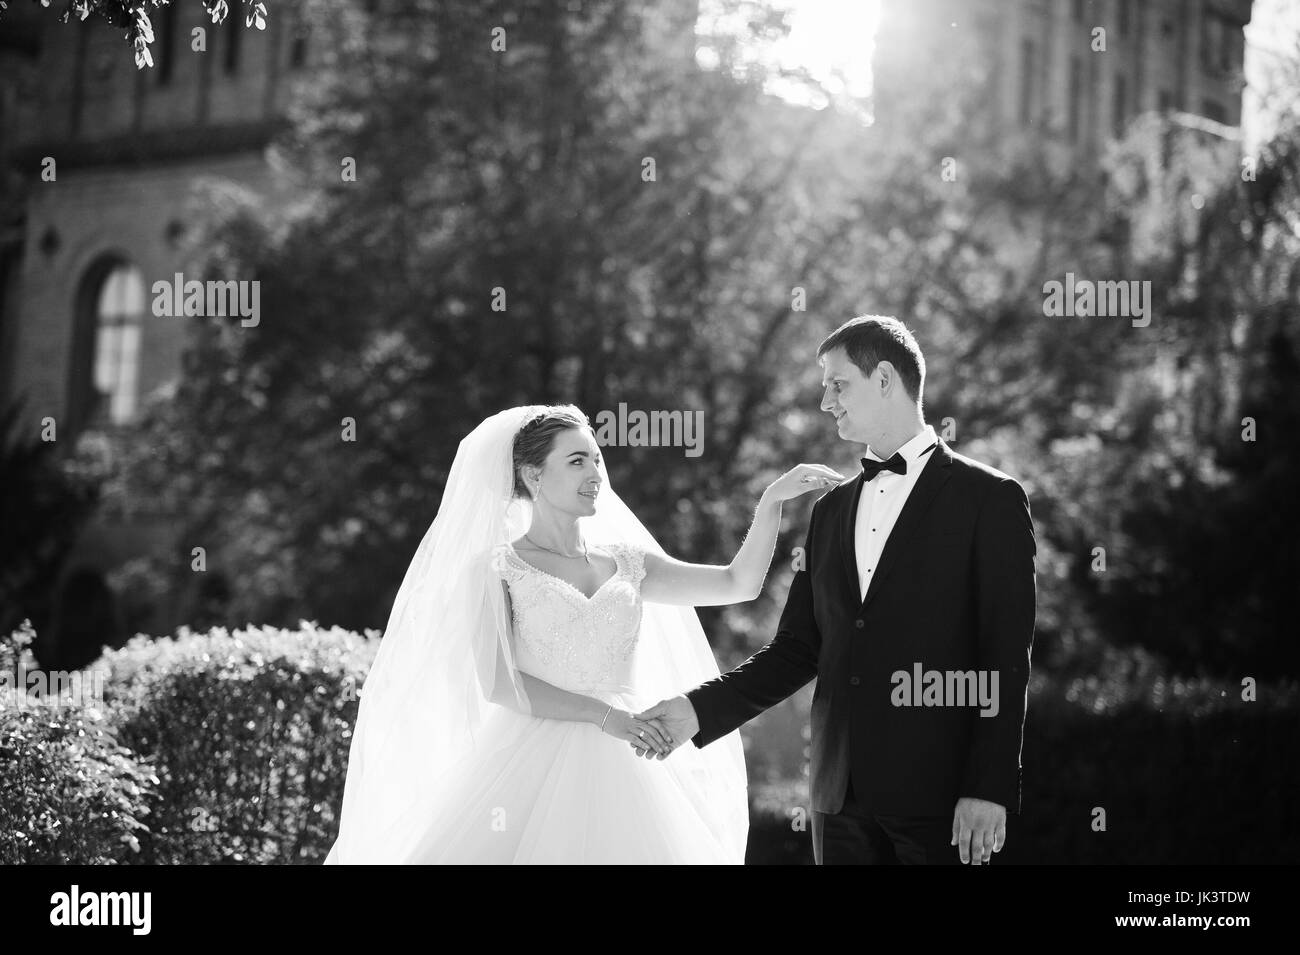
[{"left": 491, "top": 541, "right": 646, "bottom": 695}]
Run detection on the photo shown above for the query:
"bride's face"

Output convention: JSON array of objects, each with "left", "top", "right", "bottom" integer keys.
[{"left": 528, "top": 427, "right": 603, "bottom": 518}]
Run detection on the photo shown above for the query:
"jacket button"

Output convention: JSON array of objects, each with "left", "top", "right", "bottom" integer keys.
[
  {"left": 849, "top": 676, "right": 861, "bottom": 686},
  {"left": 855, "top": 619, "right": 865, "bottom": 629}
]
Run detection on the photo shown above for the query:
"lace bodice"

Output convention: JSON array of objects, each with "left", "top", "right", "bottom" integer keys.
[{"left": 491, "top": 541, "right": 646, "bottom": 695}]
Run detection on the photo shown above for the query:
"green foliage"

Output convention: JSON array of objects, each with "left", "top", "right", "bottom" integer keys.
[
  {"left": 0, "top": 620, "right": 158, "bottom": 864},
  {"left": 97, "top": 621, "right": 375, "bottom": 863},
  {"left": 1037, "top": 119, "right": 1300, "bottom": 678},
  {"left": 5, "top": 617, "right": 1294, "bottom": 864},
  {"left": 850, "top": 95, "right": 1300, "bottom": 679},
  {"left": 94, "top": 0, "right": 1299, "bottom": 683},
  {"left": 1012, "top": 671, "right": 1299, "bottom": 864},
  {"left": 748, "top": 660, "right": 1300, "bottom": 864},
  {"left": 0, "top": 1, "right": 271, "bottom": 70},
  {"left": 112, "top": 0, "right": 878, "bottom": 639},
  {"left": 0, "top": 399, "right": 103, "bottom": 638}
]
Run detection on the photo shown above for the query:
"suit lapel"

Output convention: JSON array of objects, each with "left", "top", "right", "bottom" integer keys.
[
  {"left": 858, "top": 438, "right": 954, "bottom": 613},
  {"left": 839, "top": 472, "right": 865, "bottom": 593}
]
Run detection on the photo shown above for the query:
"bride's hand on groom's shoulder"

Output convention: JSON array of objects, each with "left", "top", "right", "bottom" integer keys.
[
  {"left": 629, "top": 697, "right": 700, "bottom": 760},
  {"left": 764, "top": 463, "right": 847, "bottom": 504}
]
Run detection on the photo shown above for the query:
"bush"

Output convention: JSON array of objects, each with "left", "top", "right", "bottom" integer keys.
[
  {"left": 98, "top": 622, "right": 376, "bottom": 864},
  {"left": 1006, "top": 664, "right": 1300, "bottom": 864},
  {"left": 744, "top": 655, "right": 1300, "bottom": 864},
  {"left": 0, "top": 620, "right": 158, "bottom": 864},
  {"left": 8, "top": 616, "right": 1292, "bottom": 864},
  {"left": 747, "top": 777, "right": 814, "bottom": 864},
  {"left": 0, "top": 400, "right": 103, "bottom": 640}
]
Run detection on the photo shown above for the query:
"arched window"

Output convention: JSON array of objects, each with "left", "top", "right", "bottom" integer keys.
[
  {"left": 68, "top": 258, "right": 145, "bottom": 435},
  {"left": 94, "top": 263, "right": 145, "bottom": 424}
]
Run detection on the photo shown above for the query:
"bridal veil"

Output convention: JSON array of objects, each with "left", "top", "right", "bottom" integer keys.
[{"left": 325, "top": 405, "right": 748, "bottom": 863}]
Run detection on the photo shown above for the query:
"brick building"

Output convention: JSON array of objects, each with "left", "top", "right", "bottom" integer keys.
[{"left": 1, "top": 3, "right": 310, "bottom": 662}]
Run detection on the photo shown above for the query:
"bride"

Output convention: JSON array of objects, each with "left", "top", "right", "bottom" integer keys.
[{"left": 324, "top": 404, "right": 841, "bottom": 864}]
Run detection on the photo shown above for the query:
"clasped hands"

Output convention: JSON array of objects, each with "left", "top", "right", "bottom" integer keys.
[
  {"left": 603, "top": 697, "right": 1006, "bottom": 865},
  {"left": 600, "top": 695, "right": 698, "bottom": 760}
]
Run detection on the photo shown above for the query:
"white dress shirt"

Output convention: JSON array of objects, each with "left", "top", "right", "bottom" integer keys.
[{"left": 854, "top": 424, "right": 939, "bottom": 602}]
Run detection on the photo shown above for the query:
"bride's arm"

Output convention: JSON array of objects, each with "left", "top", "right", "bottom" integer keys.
[
  {"left": 641, "top": 462, "right": 844, "bottom": 607},
  {"left": 485, "top": 582, "right": 672, "bottom": 753}
]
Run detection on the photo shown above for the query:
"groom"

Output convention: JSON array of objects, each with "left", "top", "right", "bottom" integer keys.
[{"left": 638, "top": 315, "right": 1036, "bottom": 865}]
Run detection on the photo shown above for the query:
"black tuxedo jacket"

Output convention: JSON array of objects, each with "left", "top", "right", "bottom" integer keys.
[{"left": 687, "top": 438, "right": 1036, "bottom": 817}]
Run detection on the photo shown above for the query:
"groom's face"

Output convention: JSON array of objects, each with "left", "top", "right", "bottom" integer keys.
[{"left": 819, "top": 346, "right": 878, "bottom": 444}]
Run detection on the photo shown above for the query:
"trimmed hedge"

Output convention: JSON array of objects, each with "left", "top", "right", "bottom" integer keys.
[
  {"left": 1005, "top": 667, "right": 1299, "bottom": 864},
  {"left": 746, "top": 661, "right": 1300, "bottom": 864},
  {"left": 0, "top": 621, "right": 157, "bottom": 864},
  {"left": 5, "top": 621, "right": 1295, "bottom": 864},
  {"left": 97, "top": 623, "right": 374, "bottom": 864}
]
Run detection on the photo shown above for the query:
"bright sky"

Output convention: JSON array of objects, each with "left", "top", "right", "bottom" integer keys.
[
  {"left": 700, "top": 0, "right": 1297, "bottom": 144},
  {"left": 1244, "top": 0, "right": 1300, "bottom": 149},
  {"left": 696, "top": 0, "right": 879, "bottom": 111}
]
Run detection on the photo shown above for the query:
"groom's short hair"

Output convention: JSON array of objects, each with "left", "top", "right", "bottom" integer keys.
[{"left": 818, "top": 315, "right": 925, "bottom": 406}]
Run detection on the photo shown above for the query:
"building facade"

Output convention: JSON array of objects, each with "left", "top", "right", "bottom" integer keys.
[
  {"left": 1, "top": 2, "right": 311, "bottom": 662},
  {"left": 873, "top": 0, "right": 1254, "bottom": 159}
]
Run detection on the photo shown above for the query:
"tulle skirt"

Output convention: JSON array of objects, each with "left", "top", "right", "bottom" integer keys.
[{"left": 393, "top": 691, "right": 746, "bottom": 865}]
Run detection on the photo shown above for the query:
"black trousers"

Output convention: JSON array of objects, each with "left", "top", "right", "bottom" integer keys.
[{"left": 812, "top": 780, "right": 974, "bottom": 865}]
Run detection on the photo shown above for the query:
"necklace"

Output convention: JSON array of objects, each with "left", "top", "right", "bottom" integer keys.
[{"left": 524, "top": 533, "right": 591, "bottom": 565}]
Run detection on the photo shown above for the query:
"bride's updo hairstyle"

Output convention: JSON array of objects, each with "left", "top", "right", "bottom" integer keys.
[{"left": 511, "top": 405, "right": 592, "bottom": 500}]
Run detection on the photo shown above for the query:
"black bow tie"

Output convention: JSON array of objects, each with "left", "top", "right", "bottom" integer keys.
[
  {"left": 860, "top": 441, "right": 937, "bottom": 482},
  {"left": 860, "top": 452, "right": 907, "bottom": 481}
]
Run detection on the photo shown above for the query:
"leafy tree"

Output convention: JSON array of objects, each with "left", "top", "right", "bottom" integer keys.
[
  {"left": 109, "top": 0, "right": 880, "bottom": 639},
  {"left": 92, "top": 0, "right": 1300, "bottom": 684},
  {"left": 0, "top": 0, "right": 269, "bottom": 69},
  {"left": 0, "top": 401, "right": 103, "bottom": 647}
]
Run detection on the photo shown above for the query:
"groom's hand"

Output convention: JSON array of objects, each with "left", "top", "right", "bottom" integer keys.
[
  {"left": 630, "top": 696, "right": 699, "bottom": 760},
  {"left": 951, "top": 797, "right": 1006, "bottom": 864}
]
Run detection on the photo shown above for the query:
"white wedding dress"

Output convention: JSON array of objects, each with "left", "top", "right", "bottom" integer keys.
[
  {"left": 324, "top": 406, "right": 746, "bottom": 866},
  {"left": 399, "top": 541, "right": 743, "bottom": 864}
]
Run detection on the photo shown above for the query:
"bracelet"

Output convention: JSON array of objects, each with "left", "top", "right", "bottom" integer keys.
[{"left": 599, "top": 704, "right": 613, "bottom": 732}]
